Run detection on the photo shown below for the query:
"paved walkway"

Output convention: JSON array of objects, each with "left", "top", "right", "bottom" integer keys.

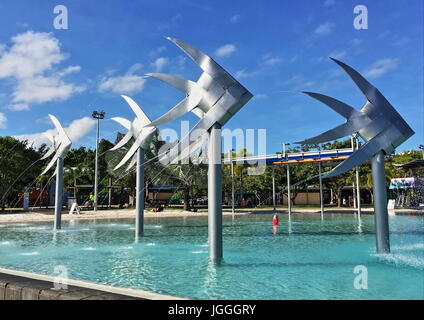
[{"left": 0, "top": 206, "right": 422, "bottom": 224}]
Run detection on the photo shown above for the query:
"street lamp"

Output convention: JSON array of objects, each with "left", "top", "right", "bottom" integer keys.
[
  {"left": 92, "top": 110, "right": 105, "bottom": 211},
  {"left": 419, "top": 145, "right": 424, "bottom": 160}
]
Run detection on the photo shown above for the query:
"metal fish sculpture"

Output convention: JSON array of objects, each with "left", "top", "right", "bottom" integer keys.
[{"left": 296, "top": 58, "right": 414, "bottom": 178}]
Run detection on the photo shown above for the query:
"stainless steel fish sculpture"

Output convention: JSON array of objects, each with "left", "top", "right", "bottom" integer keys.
[
  {"left": 295, "top": 58, "right": 414, "bottom": 178},
  {"left": 111, "top": 95, "right": 157, "bottom": 170},
  {"left": 40, "top": 114, "right": 72, "bottom": 175},
  {"left": 145, "top": 37, "right": 253, "bottom": 163}
]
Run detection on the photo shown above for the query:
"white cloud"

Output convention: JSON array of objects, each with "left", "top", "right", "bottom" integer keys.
[
  {"left": 0, "top": 31, "right": 84, "bottom": 111},
  {"left": 314, "top": 22, "right": 335, "bottom": 36},
  {"left": 0, "top": 112, "right": 7, "bottom": 128},
  {"left": 283, "top": 74, "right": 316, "bottom": 91},
  {"left": 98, "top": 75, "right": 146, "bottom": 95},
  {"left": 149, "top": 46, "right": 166, "bottom": 58},
  {"left": 98, "top": 64, "right": 146, "bottom": 95},
  {"left": 392, "top": 37, "right": 409, "bottom": 47},
  {"left": 9, "top": 74, "right": 84, "bottom": 109},
  {"left": 235, "top": 69, "right": 257, "bottom": 79},
  {"left": 15, "top": 116, "right": 96, "bottom": 147},
  {"left": 263, "top": 56, "right": 282, "bottom": 66},
  {"left": 324, "top": 0, "right": 336, "bottom": 6},
  {"left": 151, "top": 57, "right": 168, "bottom": 72},
  {"left": 364, "top": 58, "right": 398, "bottom": 78},
  {"left": 215, "top": 44, "right": 236, "bottom": 57},
  {"left": 230, "top": 14, "right": 241, "bottom": 23},
  {"left": 329, "top": 50, "right": 347, "bottom": 60},
  {"left": 8, "top": 103, "right": 30, "bottom": 111}
]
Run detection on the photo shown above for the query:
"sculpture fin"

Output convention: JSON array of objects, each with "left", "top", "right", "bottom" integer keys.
[
  {"left": 147, "top": 88, "right": 203, "bottom": 127},
  {"left": 111, "top": 117, "right": 131, "bottom": 130},
  {"left": 114, "top": 130, "right": 150, "bottom": 170},
  {"left": 110, "top": 130, "right": 133, "bottom": 151},
  {"left": 40, "top": 145, "right": 58, "bottom": 160},
  {"left": 295, "top": 122, "right": 361, "bottom": 145},
  {"left": 40, "top": 153, "right": 60, "bottom": 176},
  {"left": 165, "top": 37, "right": 236, "bottom": 85},
  {"left": 121, "top": 95, "right": 151, "bottom": 126},
  {"left": 125, "top": 154, "right": 137, "bottom": 172},
  {"left": 303, "top": 92, "right": 359, "bottom": 119},
  {"left": 323, "top": 133, "right": 390, "bottom": 178},
  {"left": 48, "top": 114, "right": 71, "bottom": 146},
  {"left": 330, "top": 58, "right": 391, "bottom": 109},
  {"left": 145, "top": 73, "right": 196, "bottom": 94}
]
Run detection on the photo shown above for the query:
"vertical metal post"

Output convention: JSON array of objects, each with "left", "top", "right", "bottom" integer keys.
[
  {"left": 371, "top": 150, "right": 390, "bottom": 253},
  {"left": 208, "top": 123, "right": 222, "bottom": 263},
  {"left": 272, "top": 165, "right": 276, "bottom": 211},
  {"left": 54, "top": 158, "right": 64, "bottom": 230},
  {"left": 93, "top": 118, "right": 100, "bottom": 212},
  {"left": 135, "top": 148, "right": 145, "bottom": 237},
  {"left": 351, "top": 135, "right": 357, "bottom": 209},
  {"left": 318, "top": 162, "right": 324, "bottom": 219},
  {"left": 355, "top": 138, "right": 361, "bottom": 218},
  {"left": 287, "top": 164, "right": 291, "bottom": 215},
  {"left": 108, "top": 177, "right": 112, "bottom": 208},
  {"left": 230, "top": 150, "right": 235, "bottom": 216}
]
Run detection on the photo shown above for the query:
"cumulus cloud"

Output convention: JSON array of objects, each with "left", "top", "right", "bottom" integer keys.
[
  {"left": 314, "top": 22, "right": 335, "bottom": 36},
  {"left": 151, "top": 57, "right": 169, "bottom": 72},
  {"left": 215, "top": 44, "right": 236, "bottom": 57},
  {"left": 262, "top": 54, "right": 282, "bottom": 66},
  {"left": 364, "top": 58, "right": 398, "bottom": 78},
  {"left": 15, "top": 116, "right": 96, "bottom": 147},
  {"left": 0, "top": 31, "right": 84, "bottom": 111},
  {"left": 98, "top": 64, "right": 146, "bottom": 95},
  {"left": 0, "top": 112, "right": 7, "bottom": 129}
]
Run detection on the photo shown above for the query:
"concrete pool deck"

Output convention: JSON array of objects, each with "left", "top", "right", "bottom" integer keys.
[
  {"left": 0, "top": 207, "right": 422, "bottom": 224},
  {"left": 0, "top": 267, "right": 185, "bottom": 300}
]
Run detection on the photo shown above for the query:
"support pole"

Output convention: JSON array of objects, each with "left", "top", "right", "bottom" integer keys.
[
  {"left": 272, "top": 165, "right": 276, "bottom": 211},
  {"left": 230, "top": 151, "right": 235, "bottom": 216},
  {"left": 108, "top": 177, "right": 112, "bottom": 209},
  {"left": 54, "top": 158, "right": 64, "bottom": 230},
  {"left": 318, "top": 162, "right": 324, "bottom": 219},
  {"left": 351, "top": 135, "right": 357, "bottom": 210},
  {"left": 208, "top": 123, "right": 222, "bottom": 263},
  {"left": 287, "top": 164, "right": 291, "bottom": 215},
  {"left": 355, "top": 138, "right": 361, "bottom": 218},
  {"left": 93, "top": 118, "right": 100, "bottom": 212},
  {"left": 135, "top": 147, "right": 145, "bottom": 238},
  {"left": 371, "top": 150, "right": 390, "bottom": 253}
]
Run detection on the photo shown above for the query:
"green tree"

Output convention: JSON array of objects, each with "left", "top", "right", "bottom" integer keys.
[{"left": 0, "top": 136, "right": 44, "bottom": 211}]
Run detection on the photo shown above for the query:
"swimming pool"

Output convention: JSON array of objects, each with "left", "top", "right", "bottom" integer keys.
[{"left": 0, "top": 213, "right": 422, "bottom": 299}]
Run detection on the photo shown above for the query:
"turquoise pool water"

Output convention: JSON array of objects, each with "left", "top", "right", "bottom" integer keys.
[{"left": 0, "top": 213, "right": 423, "bottom": 299}]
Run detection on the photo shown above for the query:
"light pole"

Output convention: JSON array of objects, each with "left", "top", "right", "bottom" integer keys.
[
  {"left": 419, "top": 145, "right": 424, "bottom": 160},
  {"left": 92, "top": 110, "right": 105, "bottom": 212},
  {"left": 283, "top": 143, "right": 291, "bottom": 215}
]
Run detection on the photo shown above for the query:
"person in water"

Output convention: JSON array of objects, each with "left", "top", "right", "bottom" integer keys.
[
  {"left": 272, "top": 214, "right": 279, "bottom": 235},
  {"left": 272, "top": 214, "right": 279, "bottom": 226}
]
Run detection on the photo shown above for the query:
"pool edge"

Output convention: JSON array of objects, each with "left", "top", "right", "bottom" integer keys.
[{"left": 0, "top": 267, "right": 187, "bottom": 300}]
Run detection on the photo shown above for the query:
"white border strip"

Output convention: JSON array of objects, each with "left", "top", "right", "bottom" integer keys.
[{"left": 0, "top": 267, "right": 186, "bottom": 300}]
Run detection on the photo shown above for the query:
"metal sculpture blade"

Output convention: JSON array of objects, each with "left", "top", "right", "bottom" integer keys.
[
  {"left": 40, "top": 115, "right": 72, "bottom": 176},
  {"left": 296, "top": 58, "right": 414, "bottom": 178},
  {"left": 146, "top": 37, "right": 253, "bottom": 163},
  {"left": 111, "top": 95, "right": 157, "bottom": 171}
]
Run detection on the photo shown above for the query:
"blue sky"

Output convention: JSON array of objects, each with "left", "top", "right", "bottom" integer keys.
[{"left": 0, "top": 0, "right": 422, "bottom": 154}]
